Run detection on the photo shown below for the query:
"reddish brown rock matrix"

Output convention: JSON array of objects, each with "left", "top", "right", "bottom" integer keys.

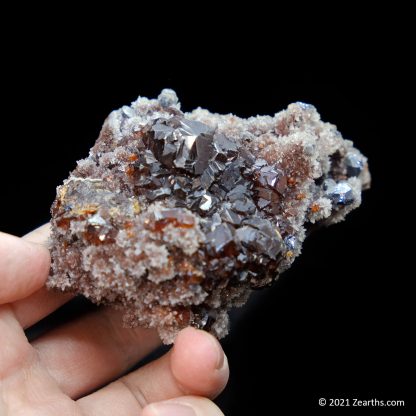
[{"left": 47, "top": 89, "right": 370, "bottom": 343}]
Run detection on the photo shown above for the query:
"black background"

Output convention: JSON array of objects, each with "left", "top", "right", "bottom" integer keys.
[{"left": 0, "top": 49, "right": 412, "bottom": 413}]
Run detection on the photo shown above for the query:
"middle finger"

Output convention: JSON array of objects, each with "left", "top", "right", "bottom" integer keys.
[{"left": 31, "top": 307, "right": 161, "bottom": 399}]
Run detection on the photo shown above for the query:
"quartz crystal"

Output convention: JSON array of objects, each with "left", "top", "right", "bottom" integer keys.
[{"left": 47, "top": 89, "right": 371, "bottom": 343}]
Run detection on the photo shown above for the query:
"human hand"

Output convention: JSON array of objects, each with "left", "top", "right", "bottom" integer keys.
[{"left": 0, "top": 225, "right": 228, "bottom": 415}]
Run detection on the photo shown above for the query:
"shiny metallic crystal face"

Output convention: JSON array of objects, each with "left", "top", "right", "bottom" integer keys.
[
  {"left": 345, "top": 152, "right": 364, "bottom": 177},
  {"left": 324, "top": 179, "right": 354, "bottom": 206}
]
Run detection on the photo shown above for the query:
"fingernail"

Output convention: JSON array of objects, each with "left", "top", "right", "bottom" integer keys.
[
  {"left": 218, "top": 351, "right": 228, "bottom": 372},
  {"left": 215, "top": 344, "right": 225, "bottom": 370},
  {"left": 208, "top": 335, "right": 226, "bottom": 371},
  {"left": 146, "top": 401, "right": 196, "bottom": 416}
]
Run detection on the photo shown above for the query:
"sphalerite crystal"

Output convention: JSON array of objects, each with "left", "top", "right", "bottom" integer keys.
[{"left": 47, "top": 89, "right": 371, "bottom": 343}]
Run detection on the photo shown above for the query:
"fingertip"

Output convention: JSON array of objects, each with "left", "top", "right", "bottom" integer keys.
[
  {"left": 23, "top": 223, "right": 51, "bottom": 245},
  {"left": 22, "top": 238, "right": 51, "bottom": 283},
  {"left": 171, "top": 327, "right": 229, "bottom": 398},
  {"left": 174, "top": 327, "right": 223, "bottom": 369},
  {"left": 0, "top": 232, "right": 51, "bottom": 304}
]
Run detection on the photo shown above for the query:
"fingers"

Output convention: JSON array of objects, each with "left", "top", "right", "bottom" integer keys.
[
  {"left": 12, "top": 224, "right": 74, "bottom": 328},
  {"left": 32, "top": 307, "right": 161, "bottom": 398},
  {"left": 22, "top": 223, "right": 51, "bottom": 245},
  {"left": 142, "top": 396, "right": 224, "bottom": 416},
  {"left": 77, "top": 328, "right": 229, "bottom": 416},
  {"left": 0, "top": 303, "right": 83, "bottom": 416},
  {"left": 169, "top": 327, "right": 229, "bottom": 398},
  {"left": 0, "top": 231, "right": 50, "bottom": 304},
  {"left": 13, "top": 287, "right": 74, "bottom": 329},
  {"left": 0, "top": 305, "right": 34, "bottom": 378}
]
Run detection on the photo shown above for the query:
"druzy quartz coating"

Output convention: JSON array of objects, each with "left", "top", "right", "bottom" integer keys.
[{"left": 48, "top": 89, "right": 371, "bottom": 343}]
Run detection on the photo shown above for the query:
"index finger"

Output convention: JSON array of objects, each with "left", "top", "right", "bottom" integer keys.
[
  {"left": 0, "top": 230, "right": 50, "bottom": 304},
  {"left": 12, "top": 224, "right": 74, "bottom": 328}
]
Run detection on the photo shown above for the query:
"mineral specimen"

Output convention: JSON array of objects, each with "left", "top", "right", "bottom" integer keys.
[{"left": 47, "top": 89, "right": 371, "bottom": 343}]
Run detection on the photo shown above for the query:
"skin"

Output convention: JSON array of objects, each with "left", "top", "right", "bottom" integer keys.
[{"left": 0, "top": 224, "right": 229, "bottom": 415}]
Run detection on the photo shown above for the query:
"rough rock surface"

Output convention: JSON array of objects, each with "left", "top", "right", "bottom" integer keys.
[{"left": 47, "top": 89, "right": 370, "bottom": 343}]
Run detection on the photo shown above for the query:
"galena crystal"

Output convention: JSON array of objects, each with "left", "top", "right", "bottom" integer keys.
[{"left": 47, "top": 89, "right": 371, "bottom": 343}]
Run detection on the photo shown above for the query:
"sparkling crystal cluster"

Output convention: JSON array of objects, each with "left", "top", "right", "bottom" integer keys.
[{"left": 47, "top": 89, "right": 370, "bottom": 343}]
